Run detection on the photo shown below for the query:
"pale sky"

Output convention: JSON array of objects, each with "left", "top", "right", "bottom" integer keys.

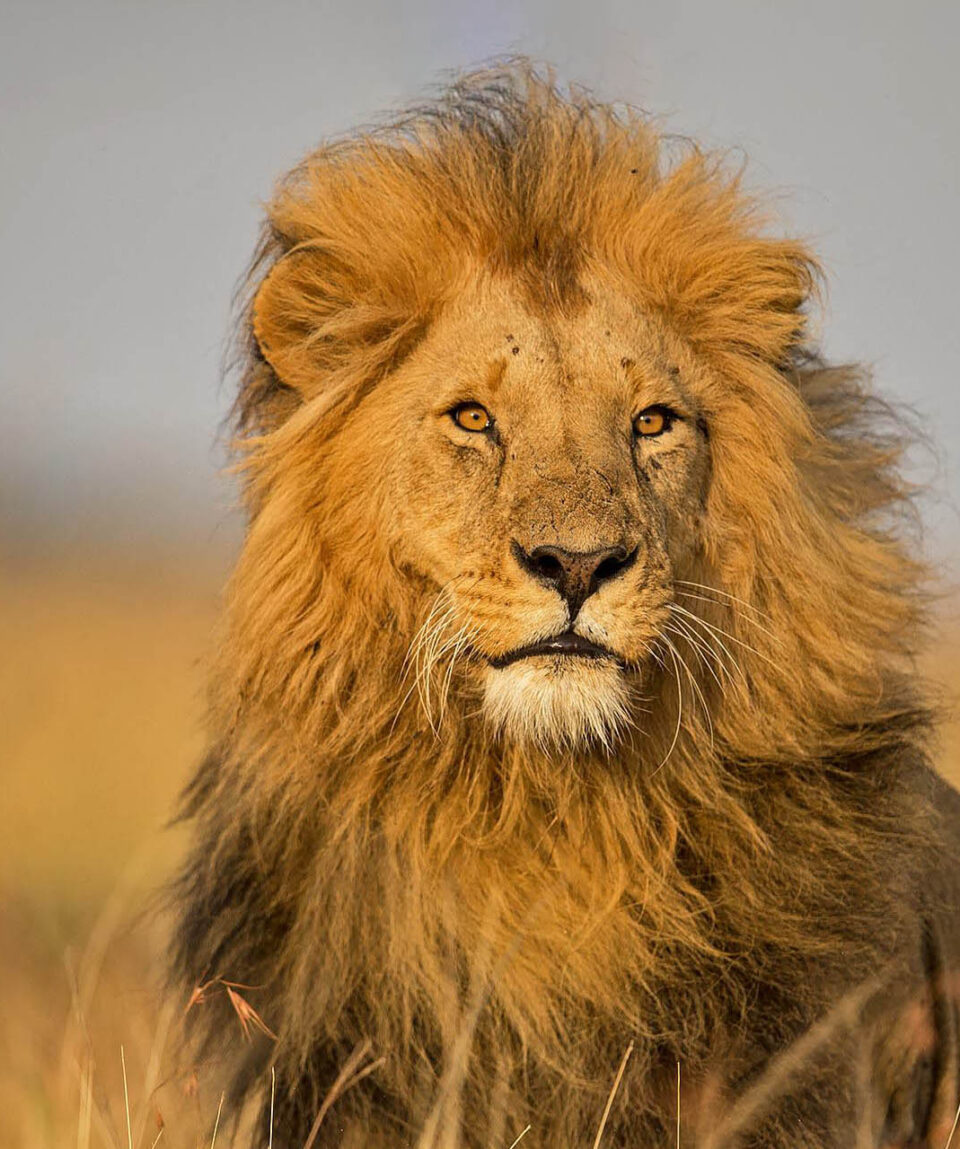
[{"left": 2, "top": 0, "right": 958, "bottom": 563}]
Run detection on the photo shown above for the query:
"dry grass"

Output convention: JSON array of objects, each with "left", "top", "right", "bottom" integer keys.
[
  {"left": 0, "top": 550, "right": 236, "bottom": 1147},
  {"left": 1, "top": 549, "right": 958, "bottom": 1148}
]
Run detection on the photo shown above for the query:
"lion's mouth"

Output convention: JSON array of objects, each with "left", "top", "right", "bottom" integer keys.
[{"left": 489, "top": 631, "right": 618, "bottom": 669}]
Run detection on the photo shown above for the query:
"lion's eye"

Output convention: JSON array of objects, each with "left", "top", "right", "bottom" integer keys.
[
  {"left": 633, "top": 406, "right": 674, "bottom": 438},
  {"left": 451, "top": 403, "right": 492, "bottom": 432}
]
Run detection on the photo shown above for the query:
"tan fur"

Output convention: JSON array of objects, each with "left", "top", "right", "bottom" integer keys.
[{"left": 172, "top": 64, "right": 948, "bottom": 1146}]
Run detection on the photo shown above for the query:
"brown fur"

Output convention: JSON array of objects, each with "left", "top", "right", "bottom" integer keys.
[{"left": 171, "top": 64, "right": 958, "bottom": 1146}]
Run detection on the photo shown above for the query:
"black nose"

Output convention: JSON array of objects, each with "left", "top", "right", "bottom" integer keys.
[{"left": 511, "top": 541, "right": 638, "bottom": 619}]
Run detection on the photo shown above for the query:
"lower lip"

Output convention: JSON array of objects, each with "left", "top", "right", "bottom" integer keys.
[{"left": 490, "top": 645, "right": 615, "bottom": 669}]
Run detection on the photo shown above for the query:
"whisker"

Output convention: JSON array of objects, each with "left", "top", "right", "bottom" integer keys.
[
  {"left": 666, "top": 614, "right": 728, "bottom": 690},
  {"left": 664, "top": 628, "right": 714, "bottom": 750},
  {"left": 437, "top": 624, "right": 479, "bottom": 727},
  {"left": 437, "top": 628, "right": 466, "bottom": 719},
  {"left": 389, "top": 676, "right": 422, "bottom": 736},
  {"left": 652, "top": 639, "right": 684, "bottom": 776},
  {"left": 391, "top": 573, "right": 491, "bottom": 735},
  {"left": 669, "top": 602, "right": 777, "bottom": 675},
  {"left": 669, "top": 608, "right": 745, "bottom": 685},
  {"left": 674, "top": 588, "right": 783, "bottom": 648},
  {"left": 402, "top": 597, "right": 450, "bottom": 694},
  {"left": 416, "top": 601, "right": 461, "bottom": 728},
  {"left": 673, "top": 579, "right": 774, "bottom": 623},
  {"left": 674, "top": 582, "right": 787, "bottom": 660},
  {"left": 398, "top": 589, "right": 459, "bottom": 733}
]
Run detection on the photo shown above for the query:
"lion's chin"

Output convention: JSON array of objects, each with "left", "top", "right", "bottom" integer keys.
[{"left": 481, "top": 656, "right": 632, "bottom": 751}]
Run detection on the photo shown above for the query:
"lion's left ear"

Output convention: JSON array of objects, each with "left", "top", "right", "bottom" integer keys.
[
  {"left": 659, "top": 236, "right": 819, "bottom": 367},
  {"left": 693, "top": 240, "right": 819, "bottom": 365},
  {"left": 622, "top": 159, "right": 821, "bottom": 366}
]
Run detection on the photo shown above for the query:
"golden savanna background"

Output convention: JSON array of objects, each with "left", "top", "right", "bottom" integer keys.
[{"left": 2, "top": 1, "right": 959, "bottom": 1145}]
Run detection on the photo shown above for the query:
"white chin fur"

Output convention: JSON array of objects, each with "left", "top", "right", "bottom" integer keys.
[{"left": 481, "top": 657, "right": 632, "bottom": 751}]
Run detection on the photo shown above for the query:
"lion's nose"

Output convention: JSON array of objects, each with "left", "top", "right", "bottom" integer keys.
[{"left": 511, "top": 541, "right": 638, "bottom": 619}]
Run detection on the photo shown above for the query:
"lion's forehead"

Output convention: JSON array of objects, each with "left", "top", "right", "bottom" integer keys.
[{"left": 424, "top": 277, "right": 675, "bottom": 399}]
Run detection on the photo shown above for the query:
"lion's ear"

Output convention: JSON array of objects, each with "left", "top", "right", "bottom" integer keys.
[
  {"left": 251, "top": 249, "right": 344, "bottom": 396},
  {"left": 623, "top": 158, "right": 821, "bottom": 367},
  {"left": 248, "top": 239, "right": 425, "bottom": 416},
  {"left": 662, "top": 237, "right": 819, "bottom": 367}
]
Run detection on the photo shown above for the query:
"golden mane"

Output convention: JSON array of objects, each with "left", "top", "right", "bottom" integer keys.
[{"left": 172, "top": 63, "right": 940, "bottom": 1145}]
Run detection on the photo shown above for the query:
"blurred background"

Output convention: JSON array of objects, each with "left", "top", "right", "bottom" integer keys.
[{"left": 2, "top": 0, "right": 958, "bottom": 1144}]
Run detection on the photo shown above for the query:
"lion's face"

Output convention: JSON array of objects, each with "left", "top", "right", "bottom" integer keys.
[{"left": 338, "top": 275, "right": 711, "bottom": 748}]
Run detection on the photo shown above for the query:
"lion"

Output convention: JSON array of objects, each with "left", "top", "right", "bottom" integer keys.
[{"left": 171, "top": 64, "right": 960, "bottom": 1147}]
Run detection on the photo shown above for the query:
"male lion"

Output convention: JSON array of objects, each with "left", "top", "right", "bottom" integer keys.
[{"left": 172, "top": 65, "right": 960, "bottom": 1147}]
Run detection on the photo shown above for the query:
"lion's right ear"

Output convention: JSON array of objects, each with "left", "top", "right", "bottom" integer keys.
[
  {"left": 247, "top": 239, "right": 423, "bottom": 422},
  {"left": 250, "top": 249, "right": 341, "bottom": 397}
]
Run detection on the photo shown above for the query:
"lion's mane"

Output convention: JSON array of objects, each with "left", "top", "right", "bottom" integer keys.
[{"left": 172, "top": 64, "right": 937, "bottom": 1145}]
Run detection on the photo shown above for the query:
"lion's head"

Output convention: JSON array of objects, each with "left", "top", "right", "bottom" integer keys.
[
  {"left": 227, "top": 65, "right": 919, "bottom": 772},
  {"left": 177, "top": 64, "right": 934, "bottom": 1139}
]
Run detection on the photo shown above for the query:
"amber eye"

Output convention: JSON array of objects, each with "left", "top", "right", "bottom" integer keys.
[
  {"left": 451, "top": 403, "right": 492, "bottom": 432},
  {"left": 633, "top": 406, "right": 673, "bottom": 438}
]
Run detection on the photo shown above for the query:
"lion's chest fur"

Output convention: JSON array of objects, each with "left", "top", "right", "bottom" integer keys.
[
  {"left": 264, "top": 759, "right": 918, "bottom": 1096},
  {"left": 171, "top": 731, "right": 946, "bottom": 1147}
]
